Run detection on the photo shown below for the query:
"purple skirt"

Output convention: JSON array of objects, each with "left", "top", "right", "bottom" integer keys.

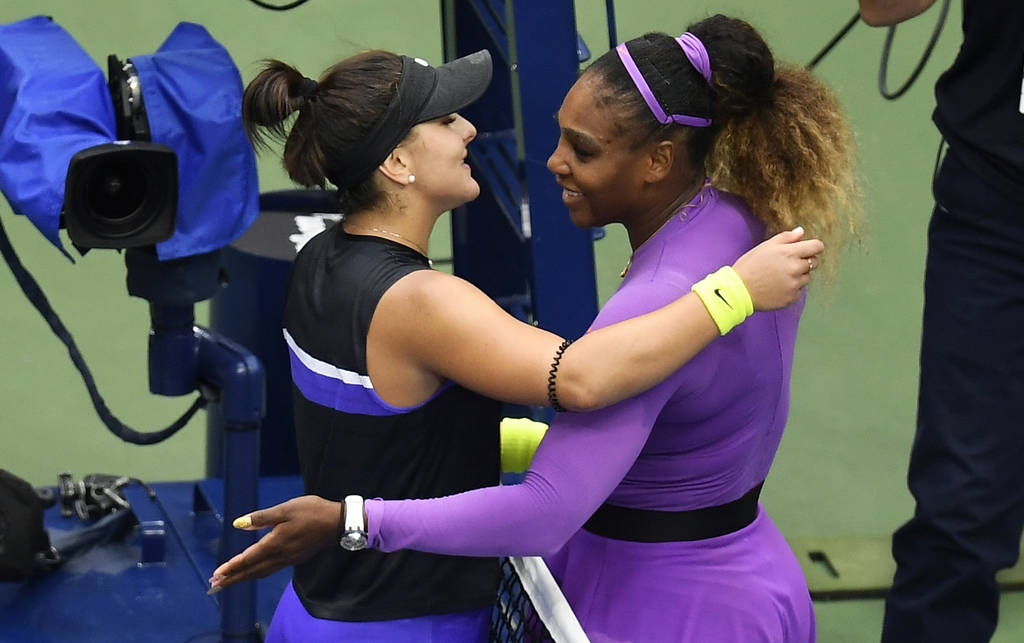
[
  {"left": 545, "top": 504, "right": 815, "bottom": 643},
  {"left": 265, "top": 581, "right": 490, "bottom": 642}
]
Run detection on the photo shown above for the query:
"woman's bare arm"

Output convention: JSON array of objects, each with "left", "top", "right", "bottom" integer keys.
[{"left": 377, "top": 228, "right": 821, "bottom": 411}]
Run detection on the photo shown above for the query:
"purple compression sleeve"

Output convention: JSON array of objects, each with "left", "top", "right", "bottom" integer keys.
[{"left": 366, "top": 279, "right": 685, "bottom": 557}]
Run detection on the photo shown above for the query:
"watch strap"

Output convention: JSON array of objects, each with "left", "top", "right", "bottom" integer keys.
[{"left": 343, "top": 495, "right": 365, "bottom": 533}]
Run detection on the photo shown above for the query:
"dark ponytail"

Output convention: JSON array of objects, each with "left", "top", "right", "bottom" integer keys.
[
  {"left": 241, "top": 51, "right": 403, "bottom": 214},
  {"left": 586, "top": 15, "right": 861, "bottom": 276}
]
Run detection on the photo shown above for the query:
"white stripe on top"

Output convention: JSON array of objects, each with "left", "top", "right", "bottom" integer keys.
[{"left": 282, "top": 328, "right": 374, "bottom": 390}]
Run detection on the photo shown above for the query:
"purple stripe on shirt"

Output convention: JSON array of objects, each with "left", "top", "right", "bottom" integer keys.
[{"left": 286, "top": 340, "right": 454, "bottom": 417}]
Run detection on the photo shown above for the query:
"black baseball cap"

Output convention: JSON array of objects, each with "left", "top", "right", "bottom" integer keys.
[{"left": 332, "top": 49, "right": 493, "bottom": 188}]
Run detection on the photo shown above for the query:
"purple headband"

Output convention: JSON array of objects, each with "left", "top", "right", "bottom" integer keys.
[{"left": 615, "top": 31, "right": 712, "bottom": 128}]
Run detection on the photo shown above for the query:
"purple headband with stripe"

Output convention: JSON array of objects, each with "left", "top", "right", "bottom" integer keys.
[{"left": 615, "top": 31, "right": 712, "bottom": 128}]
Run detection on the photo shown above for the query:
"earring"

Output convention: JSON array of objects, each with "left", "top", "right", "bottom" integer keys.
[{"left": 407, "top": 174, "right": 416, "bottom": 184}]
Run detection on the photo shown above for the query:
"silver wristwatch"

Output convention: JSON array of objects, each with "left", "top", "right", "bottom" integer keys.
[{"left": 339, "top": 494, "right": 367, "bottom": 551}]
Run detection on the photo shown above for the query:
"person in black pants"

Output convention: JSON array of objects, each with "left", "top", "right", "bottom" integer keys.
[{"left": 860, "top": 1, "right": 1024, "bottom": 641}]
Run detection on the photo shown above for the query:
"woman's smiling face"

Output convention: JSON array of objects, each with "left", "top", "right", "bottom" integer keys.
[{"left": 546, "top": 74, "right": 652, "bottom": 230}]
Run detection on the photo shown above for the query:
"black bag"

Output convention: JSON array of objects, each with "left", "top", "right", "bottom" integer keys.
[{"left": 0, "top": 469, "right": 54, "bottom": 581}]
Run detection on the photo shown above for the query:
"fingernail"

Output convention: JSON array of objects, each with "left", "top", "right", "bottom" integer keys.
[
  {"left": 207, "top": 585, "right": 223, "bottom": 596},
  {"left": 792, "top": 226, "right": 804, "bottom": 234},
  {"left": 233, "top": 515, "right": 252, "bottom": 529}
]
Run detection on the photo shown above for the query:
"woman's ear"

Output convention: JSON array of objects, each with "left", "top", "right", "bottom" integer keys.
[
  {"left": 643, "top": 140, "right": 677, "bottom": 184},
  {"left": 378, "top": 147, "right": 414, "bottom": 186}
]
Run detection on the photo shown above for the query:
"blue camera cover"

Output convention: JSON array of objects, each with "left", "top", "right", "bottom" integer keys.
[
  {"left": 132, "top": 22, "right": 258, "bottom": 260},
  {"left": 0, "top": 16, "right": 115, "bottom": 252},
  {"left": 0, "top": 17, "right": 258, "bottom": 260}
]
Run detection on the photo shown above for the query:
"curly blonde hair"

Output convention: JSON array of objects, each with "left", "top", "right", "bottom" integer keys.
[{"left": 707, "top": 63, "right": 861, "bottom": 279}]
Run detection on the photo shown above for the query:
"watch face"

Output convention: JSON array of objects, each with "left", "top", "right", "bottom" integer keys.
[{"left": 340, "top": 530, "right": 367, "bottom": 551}]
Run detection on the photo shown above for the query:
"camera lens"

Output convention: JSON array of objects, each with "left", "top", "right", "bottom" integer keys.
[
  {"left": 87, "top": 159, "right": 147, "bottom": 222},
  {"left": 64, "top": 141, "right": 177, "bottom": 249}
]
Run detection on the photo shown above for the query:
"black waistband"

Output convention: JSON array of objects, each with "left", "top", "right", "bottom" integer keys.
[{"left": 582, "top": 482, "right": 764, "bottom": 543}]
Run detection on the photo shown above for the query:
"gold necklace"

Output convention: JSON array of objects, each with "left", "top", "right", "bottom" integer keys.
[
  {"left": 620, "top": 184, "right": 708, "bottom": 278},
  {"left": 345, "top": 225, "right": 430, "bottom": 258}
]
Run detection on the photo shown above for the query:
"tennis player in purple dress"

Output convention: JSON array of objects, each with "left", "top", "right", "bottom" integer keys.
[
  {"left": 368, "top": 184, "right": 813, "bottom": 643},
  {"left": 214, "top": 14, "right": 858, "bottom": 642}
]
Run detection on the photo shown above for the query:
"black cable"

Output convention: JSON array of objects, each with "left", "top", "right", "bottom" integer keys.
[
  {"left": 246, "top": 0, "right": 312, "bottom": 10},
  {"left": 932, "top": 137, "right": 948, "bottom": 185},
  {"left": 807, "top": 11, "right": 861, "bottom": 70},
  {"left": 879, "top": 0, "right": 952, "bottom": 100},
  {"left": 0, "top": 214, "right": 206, "bottom": 445},
  {"left": 605, "top": 0, "right": 618, "bottom": 51}
]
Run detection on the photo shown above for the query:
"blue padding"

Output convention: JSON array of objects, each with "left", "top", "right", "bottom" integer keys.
[
  {"left": 131, "top": 22, "right": 258, "bottom": 260},
  {"left": 0, "top": 16, "right": 115, "bottom": 252}
]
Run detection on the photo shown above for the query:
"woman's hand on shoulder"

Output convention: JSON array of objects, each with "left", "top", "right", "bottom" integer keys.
[{"left": 733, "top": 227, "right": 824, "bottom": 310}]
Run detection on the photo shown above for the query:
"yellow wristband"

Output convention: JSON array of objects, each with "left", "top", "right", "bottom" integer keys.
[
  {"left": 691, "top": 266, "right": 754, "bottom": 335},
  {"left": 500, "top": 417, "right": 549, "bottom": 473}
]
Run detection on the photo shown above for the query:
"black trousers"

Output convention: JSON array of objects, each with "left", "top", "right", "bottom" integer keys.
[{"left": 883, "top": 150, "right": 1024, "bottom": 643}]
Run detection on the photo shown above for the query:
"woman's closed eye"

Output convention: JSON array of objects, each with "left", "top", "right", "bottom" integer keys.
[
  {"left": 573, "top": 146, "right": 595, "bottom": 161},
  {"left": 561, "top": 129, "right": 600, "bottom": 162}
]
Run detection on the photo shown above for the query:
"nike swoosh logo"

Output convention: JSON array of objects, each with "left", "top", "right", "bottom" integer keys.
[{"left": 714, "top": 288, "right": 733, "bottom": 309}]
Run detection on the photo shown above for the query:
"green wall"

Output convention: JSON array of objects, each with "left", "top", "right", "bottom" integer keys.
[{"left": 0, "top": 0, "right": 957, "bottom": 542}]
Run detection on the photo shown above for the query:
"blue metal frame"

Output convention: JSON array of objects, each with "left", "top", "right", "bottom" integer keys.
[
  {"left": 444, "top": 0, "right": 599, "bottom": 343},
  {"left": 142, "top": 300, "right": 267, "bottom": 641},
  {"left": 194, "top": 327, "right": 264, "bottom": 641}
]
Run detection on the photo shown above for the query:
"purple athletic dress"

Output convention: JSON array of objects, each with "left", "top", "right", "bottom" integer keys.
[{"left": 366, "top": 185, "right": 814, "bottom": 642}]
